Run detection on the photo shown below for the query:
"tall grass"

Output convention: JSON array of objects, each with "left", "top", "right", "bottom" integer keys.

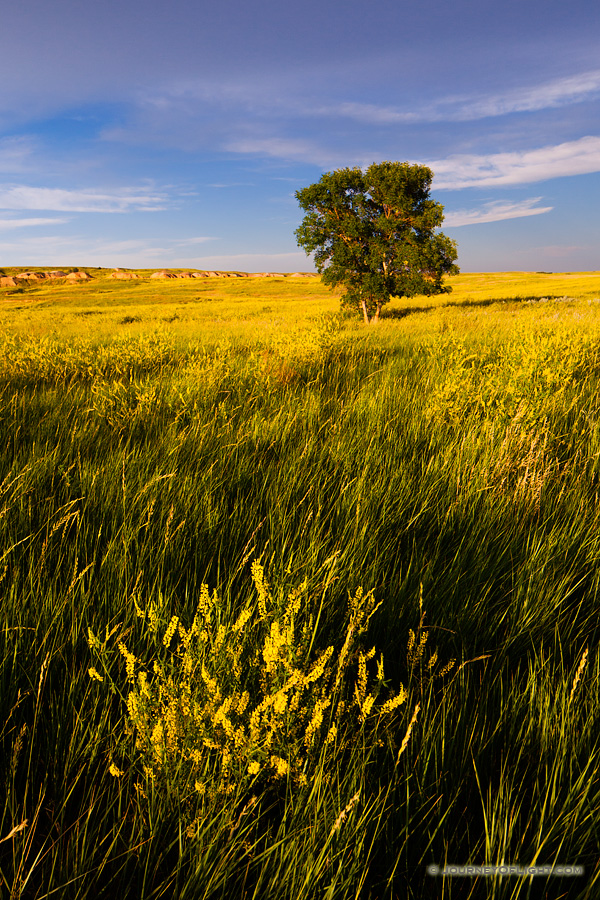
[{"left": 1, "top": 273, "right": 600, "bottom": 897}]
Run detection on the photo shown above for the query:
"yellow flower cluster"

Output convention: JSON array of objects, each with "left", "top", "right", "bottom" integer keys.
[
  {"left": 118, "top": 642, "right": 137, "bottom": 680},
  {"left": 89, "top": 565, "right": 452, "bottom": 802}
]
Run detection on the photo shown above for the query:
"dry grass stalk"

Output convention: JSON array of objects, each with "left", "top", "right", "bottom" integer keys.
[
  {"left": 396, "top": 703, "right": 421, "bottom": 765},
  {"left": 328, "top": 791, "right": 360, "bottom": 839},
  {"left": 0, "top": 821, "right": 28, "bottom": 844},
  {"left": 569, "top": 648, "right": 588, "bottom": 702}
]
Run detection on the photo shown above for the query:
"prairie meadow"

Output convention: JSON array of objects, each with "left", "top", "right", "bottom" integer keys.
[{"left": 1, "top": 268, "right": 600, "bottom": 898}]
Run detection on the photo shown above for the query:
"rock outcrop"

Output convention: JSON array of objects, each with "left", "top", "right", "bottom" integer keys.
[
  {"left": 65, "top": 271, "right": 91, "bottom": 282},
  {"left": 248, "top": 272, "right": 282, "bottom": 278},
  {"left": 15, "top": 271, "right": 46, "bottom": 282},
  {"left": 1, "top": 269, "right": 91, "bottom": 287}
]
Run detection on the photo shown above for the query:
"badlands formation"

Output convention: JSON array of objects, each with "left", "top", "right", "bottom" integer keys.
[
  {"left": 0, "top": 269, "right": 316, "bottom": 286},
  {"left": 0, "top": 270, "right": 92, "bottom": 287}
]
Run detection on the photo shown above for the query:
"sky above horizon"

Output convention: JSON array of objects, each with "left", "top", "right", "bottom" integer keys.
[{"left": 1, "top": 0, "right": 599, "bottom": 272}]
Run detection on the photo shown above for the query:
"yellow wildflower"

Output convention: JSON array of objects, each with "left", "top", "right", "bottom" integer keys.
[
  {"left": 87, "top": 628, "right": 101, "bottom": 650},
  {"left": 252, "top": 561, "right": 269, "bottom": 618},
  {"left": 304, "top": 646, "right": 334, "bottom": 684},
  {"left": 233, "top": 607, "right": 253, "bottom": 632},
  {"left": 200, "top": 664, "right": 218, "bottom": 696},
  {"left": 270, "top": 755, "right": 288, "bottom": 777},
  {"left": 215, "top": 624, "right": 227, "bottom": 647},
  {"left": 360, "top": 693, "right": 375, "bottom": 722},
  {"left": 88, "top": 667, "right": 104, "bottom": 681},
  {"left": 273, "top": 690, "right": 288, "bottom": 715},
  {"left": 380, "top": 685, "right": 408, "bottom": 715},
  {"left": 138, "top": 670, "right": 150, "bottom": 698},
  {"left": 163, "top": 615, "right": 180, "bottom": 647},
  {"left": 325, "top": 723, "right": 338, "bottom": 745},
  {"left": 304, "top": 697, "right": 331, "bottom": 747},
  {"left": 263, "top": 620, "right": 285, "bottom": 673},
  {"left": 427, "top": 650, "right": 438, "bottom": 672},
  {"left": 118, "top": 642, "right": 137, "bottom": 680},
  {"left": 233, "top": 725, "right": 246, "bottom": 749},
  {"left": 109, "top": 762, "right": 124, "bottom": 777},
  {"left": 151, "top": 722, "right": 165, "bottom": 753},
  {"left": 248, "top": 760, "right": 260, "bottom": 775},
  {"left": 355, "top": 652, "right": 368, "bottom": 708},
  {"left": 237, "top": 691, "right": 250, "bottom": 715},
  {"left": 213, "top": 704, "right": 234, "bottom": 738}
]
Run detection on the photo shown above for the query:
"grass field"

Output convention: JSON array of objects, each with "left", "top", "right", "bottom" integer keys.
[{"left": 1, "top": 269, "right": 600, "bottom": 898}]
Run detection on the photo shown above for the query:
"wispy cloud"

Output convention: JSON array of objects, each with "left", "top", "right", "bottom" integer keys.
[
  {"left": 0, "top": 228, "right": 313, "bottom": 270},
  {"left": 169, "top": 251, "right": 312, "bottom": 270},
  {"left": 513, "top": 243, "right": 590, "bottom": 259},
  {"left": 225, "top": 136, "right": 332, "bottom": 165},
  {"left": 172, "top": 236, "right": 218, "bottom": 245},
  {"left": 444, "top": 198, "right": 553, "bottom": 227},
  {"left": 224, "top": 135, "right": 378, "bottom": 169},
  {"left": 0, "top": 137, "right": 36, "bottom": 173},
  {"left": 207, "top": 182, "right": 255, "bottom": 189},
  {"left": 456, "top": 69, "right": 600, "bottom": 119},
  {"left": 316, "top": 69, "right": 600, "bottom": 125},
  {"left": 0, "top": 232, "right": 179, "bottom": 266},
  {"left": 0, "top": 217, "right": 70, "bottom": 230},
  {"left": 0, "top": 184, "right": 167, "bottom": 212},
  {"left": 429, "top": 136, "right": 600, "bottom": 188}
]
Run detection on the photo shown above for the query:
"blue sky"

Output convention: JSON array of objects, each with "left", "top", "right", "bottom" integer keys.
[{"left": 1, "top": 0, "right": 599, "bottom": 271}]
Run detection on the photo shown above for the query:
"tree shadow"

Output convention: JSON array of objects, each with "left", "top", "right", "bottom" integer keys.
[{"left": 381, "top": 295, "right": 557, "bottom": 319}]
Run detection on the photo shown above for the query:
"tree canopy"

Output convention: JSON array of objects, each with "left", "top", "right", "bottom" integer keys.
[{"left": 295, "top": 161, "right": 459, "bottom": 323}]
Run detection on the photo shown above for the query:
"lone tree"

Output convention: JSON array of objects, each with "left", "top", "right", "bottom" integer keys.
[{"left": 295, "top": 161, "right": 459, "bottom": 324}]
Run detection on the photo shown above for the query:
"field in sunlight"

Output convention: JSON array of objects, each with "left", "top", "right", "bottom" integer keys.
[{"left": 1, "top": 269, "right": 600, "bottom": 898}]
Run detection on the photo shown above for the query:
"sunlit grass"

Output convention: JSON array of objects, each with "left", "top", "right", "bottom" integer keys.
[{"left": 1, "top": 270, "right": 600, "bottom": 898}]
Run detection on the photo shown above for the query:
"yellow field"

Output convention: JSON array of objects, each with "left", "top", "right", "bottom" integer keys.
[
  {"left": 1, "top": 268, "right": 600, "bottom": 346},
  {"left": 2, "top": 266, "right": 600, "bottom": 897}
]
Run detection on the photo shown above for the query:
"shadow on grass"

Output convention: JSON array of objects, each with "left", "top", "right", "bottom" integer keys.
[{"left": 382, "top": 294, "right": 569, "bottom": 319}]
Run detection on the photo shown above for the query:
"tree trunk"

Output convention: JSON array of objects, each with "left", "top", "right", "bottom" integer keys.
[
  {"left": 373, "top": 301, "right": 382, "bottom": 323},
  {"left": 361, "top": 296, "right": 370, "bottom": 325}
]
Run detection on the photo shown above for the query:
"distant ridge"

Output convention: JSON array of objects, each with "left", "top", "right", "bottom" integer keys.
[{"left": 0, "top": 267, "right": 319, "bottom": 287}]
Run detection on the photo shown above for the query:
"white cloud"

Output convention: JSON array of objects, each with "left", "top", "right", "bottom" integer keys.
[
  {"left": 443, "top": 198, "right": 553, "bottom": 227},
  {"left": 429, "top": 136, "right": 600, "bottom": 188},
  {"left": 0, "top": 184, "right": 167, "bottom": 212},
  {"left": 0, "top": 217, "right": 70, "bottom": 230}
]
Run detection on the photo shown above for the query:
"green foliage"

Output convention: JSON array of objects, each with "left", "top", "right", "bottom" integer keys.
[{"left": 295, "top": 161, "right": 459, "bottom": 323}]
